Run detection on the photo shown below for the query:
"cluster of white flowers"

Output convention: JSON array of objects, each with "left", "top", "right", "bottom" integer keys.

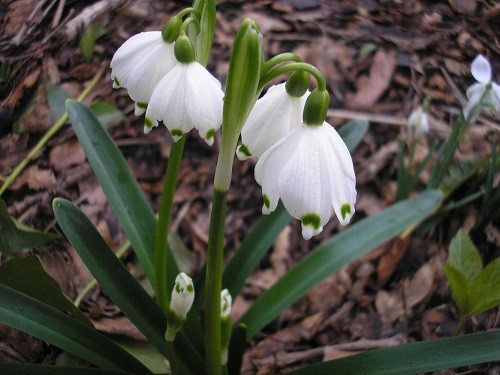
[
  {"left": 111, "top": 30, "right": 223, "bottom": 145},
  {"left": 111, "top": 24, "right": 357, "bottom": 240},
  {"left": 463, "top": 54, "right": 500, "bottom": 122},
  {"left": 238, "top": 83, "right": 356, "bottom": 240}
]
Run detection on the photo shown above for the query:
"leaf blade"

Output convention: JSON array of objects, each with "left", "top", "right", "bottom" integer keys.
[{"left": 238, "top": 190, "right": 442, "bottom": 339}]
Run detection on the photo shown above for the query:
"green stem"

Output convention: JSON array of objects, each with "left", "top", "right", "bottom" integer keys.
[
  {"left": 0, "top": 68, "right": 104, "bottom": 196},
  {"left": 258, "top": 62, "right": 326, "bottom": 93},
  {"left": 205, "top": 189, "right": 227, "bottom": 375},
  {"left": 154, "top": 135, "right": 187, "bottom": 316},
  {"left": 453, "top": 314, "right": 470, "bottom": 336},
  {"left": 261, "top": 53, "right": 303, "bottom": 77},
  {"left": 166, "top": 340, "right": 179, "bottom": 375}
]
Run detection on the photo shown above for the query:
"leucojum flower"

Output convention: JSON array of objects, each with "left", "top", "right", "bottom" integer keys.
[
  {"left": 110, "top": 30, "right": 177, "bottom": 116},
  {"left": 110, "top": 13, "right": 224, "bottom": 145},
  {"left": 407, "top": 97, "right": 430, "bottom": 138},
  {"left": 145, "top": 35, "right": 224, "bottom": 145},
  {"left": 165, "top": 272, "right": 194, "bottom": 342},
  {"left": 237, "top": 71, "right": 310, "bottom": 160},
  {"left": 463, "top": 54, "right": 500, "bottom": 122},
  {"left": 254, "top": 88, "right": 357, "bottom": 240}
]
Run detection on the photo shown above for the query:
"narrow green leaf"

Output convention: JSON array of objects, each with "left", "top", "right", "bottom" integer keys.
[
  {"left": 337, "top": 119, "right": 369, "bottom": 152},
  {"left": 447, "top": 229, "right": 483, "bottom": 284},
  {"left": 470, "top": 257, "right": 500, "bottom": 315},
  {"left": 289, "top": 331, "right": 500, "bottom": 375},
  {"left": 0, "top": 255, "right": 91, "bottom": 327},
  {"left": 53, "top": 198, "right": 167, "bottom": 356},
  {"left": 114, "top": 338, "right": 168, "bottom": 374},
  {"left": 53, "top": 198, "right": 204, "bottom": 373},
  {"left": 227, "top": 324, "right": 247, "bottom": 375},
  {"left": 89, "top": 101, "right": 125, "bottom": 129},
  {"left": 0, "top": 284, "right": 151, "bottom": 374},
  {"left": 66, "top": 100, "right": 161, "bottom": 285},
  {"left": 439, "top": 159, "right": 485, "bottom": 199},
  {"left": 222, "top": 203, "right": 290, "bottom": 298},
  {"left": 239, "top": 190, "right": 442, "bottom": 339},
  {"left": 46, "top": 83, "right": 70, "bottom": 122},
  {"left": 0, "top": 364, "right": 127, "bottom": 375},
  {"left": 0, "top": 199, "right": 58, "bottom": 256},
  {"left": 79, "top": 23, "right": 107, "bottom": 62},
  {"left": 443, "top": 264, "right": 469, "bottom": 314}
]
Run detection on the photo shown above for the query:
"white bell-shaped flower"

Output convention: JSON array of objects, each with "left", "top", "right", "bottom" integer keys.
[
  {"left": 220, "top": 289, "right": 232, "bottom": 319},
  {"left": 145, "top": 62, "right": 224, "bottom": 145},
  {"left": 170, "top": 272, "right": 194, "bottom": 319},
  {"left": 463, "top": 54, "right": 500, "bottom": 122},
  {"left": 236, "top": 83, "right": 309, "bottom": 160},
  {"left": 110, "top": 31, "right": 177, "bottom": 116},
  {"left": 407, "top": 105, "right": 429, "bottom": 138},
  {"left": 255, "top": 122, "right": 356, "bottom": 240}
]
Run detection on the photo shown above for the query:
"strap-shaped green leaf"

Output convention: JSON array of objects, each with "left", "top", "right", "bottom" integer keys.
[
  {"left": 0, "top": 199, "right": 58, "bottom": 256},
  {"left": 66, "top": 100, "right": 179, "bottom": 285},
  {"left": 289, "top": 330, "right": 500, "bottom": 375},
  {"left": 0, "top": 284, "right": 151, "bottom": 374},
  {"left": 53, "top": 198, "right": 167, "bottom": 354},
  {"left": 0, "top": 364, "right": 127, "bottom": 374},
  {"left": 53, "top": 198, "right": 204, "bottom": 374},
  {"left": 239, "top": 190, "right": 442, "bottom": 338}
]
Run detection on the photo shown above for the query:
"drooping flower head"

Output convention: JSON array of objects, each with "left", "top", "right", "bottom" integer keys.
[
  {"left": 407, "top": 98, "right": 430, "bottom": 138},
  {"left": 110, "top": 29, "right": 178, "bottom": 116},
  {"left": 236, "top": 71, "right": 310, "bottom": 160},
  {"left": 463, "top": 54, "right": 500, "bottom": 122},
  {"left": 145, "top": 35, "right": 224, "bottom": 145},
  {"left": 255, "top": 89, "right": 356, "bottom": 240}
]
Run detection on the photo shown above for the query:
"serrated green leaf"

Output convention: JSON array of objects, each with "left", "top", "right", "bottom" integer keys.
[
  {"left": 443, "top": 263, "right": 470, "bottom": 314},
  {"left": 46, "top": 83, "right": 70, "bottom": 122},
  {"left": 0, "top": 284, "right": 151, "bottom": 374},
  {"left": 447, "top": 229, "right": 483, "bottom": 284},
  {"left": 239, "top": 190, "right": 442, "bottom": 339},
  {"left": 469, "top": 257, "right": 500, "bottom": 315},
  {"left": 0, "top": 255, "right": 91, "bottom": 327},
  {"left": 89, "top": 101, "right": 124, "bottom": 129},
  {"left": 0, "top": 199, "right": 58, "bottom": 256},
  {"left": 289, "top": 331, "right": 500, "bottom": 375},
  {"left": 79, "top": 23, "right": 107, "bottom": 62},
  {"left": 66, "top": 100, "right": 168, "bottom": 285}
]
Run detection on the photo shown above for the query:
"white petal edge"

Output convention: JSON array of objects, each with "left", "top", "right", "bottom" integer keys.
[{"left": 471, "top": 54, "right": 491, "bottom": 84}]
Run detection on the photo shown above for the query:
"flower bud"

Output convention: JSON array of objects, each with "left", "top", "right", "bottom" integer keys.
[
  {"left": 174, "top": 35, "right": 196, "bottom": 64},
  {"left": 220, "top": 289, "right": 233, "bottom": 365},
  {"left": 165, "top": 273, "right": 194, "bottom": 342},
  {"left": 162, "top": 16, "right": 182, "bottom": 43},
  {"left": 303, "top": 88, "right": 330, "bottom": 126},
  {"left": 285, "top": 71, "right": 310, "bottom": 98}
]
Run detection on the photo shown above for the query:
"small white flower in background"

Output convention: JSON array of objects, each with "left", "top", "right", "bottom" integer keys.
[
  {"left": 407, "top": 105, "right": 429, "bottom": 138},
  {"left": 145, "top": 61, "right": 224, "bottom": 145},
  {"left": 463, "top": 54, "right": 500, "bottom": 122},
  {"left": 255, "top": 122, "right": 356, "bottom": 240},
  {"left": 236, "top": 83, "right": 309, "bottom": 160},
  {"left": 220, "top": 289, "right": 232, "bottom": 366},
  {"left": 110, "top": 31, "right": 177, "bottom": 116},
  {"left": 166, "top": 272, "right": 195, "bottom": 342}
]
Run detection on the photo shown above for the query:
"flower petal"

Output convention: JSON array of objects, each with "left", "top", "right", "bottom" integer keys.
[{"left": 471, "top": 54, "right": 491, "bottom": 84}]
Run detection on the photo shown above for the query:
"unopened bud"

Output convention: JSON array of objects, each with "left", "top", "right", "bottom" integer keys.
[{"left": 165, "top": 273, "right": 194, "bottom": 342}]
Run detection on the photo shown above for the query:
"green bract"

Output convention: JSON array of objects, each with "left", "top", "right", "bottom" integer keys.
[
  {"left": 285, "top": 71, "right": 310, "bottom": 97},
  {"left": 162, "top": 16, "right": 182, "bottom": 43},
  {"left": 174, "top": 35, "right": 196, "bottom": 64}
]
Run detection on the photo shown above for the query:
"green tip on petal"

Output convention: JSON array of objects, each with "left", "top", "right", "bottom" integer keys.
[
  {"left": 236, "top": 143, "right": 252, "bottom": 160},
  {"left": 187, "top": 284, "right": 194, "bottom": 293},
  {"left": 205, "top": 128, "right": 216, "bottom": 140},
  {"left": 171, "top": 129, "right": 185, "bottom": 141},
  {"left": 144, "top": 118, "right": 153, "bottom": 128},
  {"left": 113, "top": 76, "right": 121, "bottom": 87},
  {"left": 300, "top": 213, "right": 321, "bottom": 230},
  {"left": 136, "top": 102, "right": 148, "bottom": 110},
  {"left": 263, "top": 194, "right": 271, "bottom": 209},
  {"left": 340, "top": 203, "right": 352, "bottom": 221}
]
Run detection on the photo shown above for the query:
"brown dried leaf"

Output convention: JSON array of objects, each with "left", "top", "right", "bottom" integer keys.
[
  {"left": 346, "top": 50, "right": 397, "bottom": 110},
  {"left": 92, "top": 316, "right": 146, "bottom": 341},
  {"left": 49, "top": 140, "right": 86, "bottom": 171},
  {"left": 377, "top": 237, "right": 410, "bottom": 286},
  {"left": 375, "top": 289, "right": 404, "bottom": 324},
  {"left": 404, "top": 261, "right": 436, "bottom": 310},
  {"left": 10, "top": 165, "right": 56, "bottom": 191}
]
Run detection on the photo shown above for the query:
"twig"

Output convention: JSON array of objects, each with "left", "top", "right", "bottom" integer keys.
[
  {"left": 11, "top": 0, "right": 50, "bottom": 45},
  {"left": 58, "top": 0, "right": 128, "bottom": 42},
  {"left": 51, "top": 0, "right": 67, "bottom": 28}
]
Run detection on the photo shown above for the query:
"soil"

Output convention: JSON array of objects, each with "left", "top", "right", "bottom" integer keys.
[{"left": 0, "top": 0, "right": 499, "bottom": 373}]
